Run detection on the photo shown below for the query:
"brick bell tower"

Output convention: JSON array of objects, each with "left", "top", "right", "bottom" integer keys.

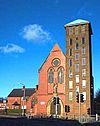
[{"left": 64, "top": 19, "right": 94, "bottom": 118}]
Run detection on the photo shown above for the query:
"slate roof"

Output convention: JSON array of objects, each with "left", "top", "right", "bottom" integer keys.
[
  {"left": 64, "top": 19, "right": 89, "bottom": 27},
  {"left": 8, "top": 88, "right": 35, "bottom": 97}
]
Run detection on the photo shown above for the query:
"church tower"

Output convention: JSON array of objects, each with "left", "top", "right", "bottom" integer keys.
[{"left": 64, "top": 19, "right": 94, "bottom": 117}]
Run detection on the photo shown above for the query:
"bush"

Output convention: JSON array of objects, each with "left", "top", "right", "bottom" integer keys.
[{"left": 7, "top": 109, "right": 22, "bottom": 115}]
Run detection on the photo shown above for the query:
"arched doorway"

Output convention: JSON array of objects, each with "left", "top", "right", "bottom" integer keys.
[
  {"left": 50, "top": 101, "right": 61, "bottom": 115},
  {"left": 47, "top": 97, "right": 64, "bottom": 117}
]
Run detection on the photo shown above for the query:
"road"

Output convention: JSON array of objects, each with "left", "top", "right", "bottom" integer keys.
[{"left": 0, "top": 117, "right": 100, "bottom": 126}]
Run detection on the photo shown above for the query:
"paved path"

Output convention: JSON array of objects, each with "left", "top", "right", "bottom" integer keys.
[
  {"left": 0, "top": 117, "right": 81, "bottom": 126},
  {"left": 0, "top": 116, "right": 100, "bottom": 126}
]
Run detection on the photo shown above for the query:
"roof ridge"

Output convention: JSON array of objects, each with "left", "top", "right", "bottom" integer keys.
[{"left": 64, "top": 19, "right": 89, "bottom": 27}]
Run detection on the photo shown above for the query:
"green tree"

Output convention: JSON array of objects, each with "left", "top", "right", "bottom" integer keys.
[{"left": 94, "top": 89, "right": 100, "bottom": 115}]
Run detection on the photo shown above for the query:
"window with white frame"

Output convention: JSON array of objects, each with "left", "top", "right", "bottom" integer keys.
[
  {"left": 82, "top": 58, "right": 86, "bottom": 65},
  {"left": 82, "top": 47, "right": 86, "bottom": 55},
  {"left": 82, "top": 80, "right": 86, "bottom": 88},
  {"left": 69, "top": 69, "right": 73, "bottom": 78},
  {"left": 75, "top": 53, "right": 79, "bottom": 60},
  {"left": 76, "top": 75, "right": 79, "bottom": 83},
  {"left": 82, "top": 69, "right": 86, "bottom": 77},
  {"left": 69, "top": 92, "right": 73, "bottom": 101},
  {"left": 83, "top": 92, "right": 86, "bottom": 100},
  {"left": 75, "top": 64, "right": 79, "bottom": 72},
  {"left": 69, "top": 81, "right": 73, "bottom": 89}
]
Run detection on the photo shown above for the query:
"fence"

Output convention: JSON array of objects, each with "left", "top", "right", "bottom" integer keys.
[{"left": 69, "top": 115, "right": 100, "bottom": 123}]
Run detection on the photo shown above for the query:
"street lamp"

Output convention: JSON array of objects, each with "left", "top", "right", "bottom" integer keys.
[
  {"left": 22, "top": 85, "right": 26, "bottom": 116},
  {"left": 18, "top": 82, "right": 26, "bottom": 116}
]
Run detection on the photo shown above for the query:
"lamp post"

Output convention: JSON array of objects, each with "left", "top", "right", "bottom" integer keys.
[
  {"left": 18, "top": 82, "right": 26, "bottom": 116},
  {"left": 22, "top": 85, "right": 26, "bottom": 116}
]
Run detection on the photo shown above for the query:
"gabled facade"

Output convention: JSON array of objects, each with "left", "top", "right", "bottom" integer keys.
[
  {"left": 7, "top": 88, "right": 35, "bottom": 113},
  {"left": 35, "top": 44, "right": 66, "bottom": 117}
]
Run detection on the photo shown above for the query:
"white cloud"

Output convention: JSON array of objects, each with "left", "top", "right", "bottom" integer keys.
[
  {"left": 71, "top": 3, "right": 92, "bottom": 20},
  {"left": 21, "top": 24, "right": 51, "bottom": 43},
  {"left": 77, "top": 5, "right": 92, "bottom": 17},
  {"left": 0, "top": 43, "right": 25, "bottom": 53}
]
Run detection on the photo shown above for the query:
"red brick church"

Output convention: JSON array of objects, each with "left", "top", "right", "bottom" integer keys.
[
  {"left": 35, "top": 44, "right": 66, "bottom": 117},
  {"left": 8, "top": 19, "right": 94, "bottom": 118},
  {"left": 7, "top": 44, "right": 66, "bottom": 117}
]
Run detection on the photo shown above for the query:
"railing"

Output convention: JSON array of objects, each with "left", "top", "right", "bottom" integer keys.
[{"left": 68, "top": 115, "right": 100, "bottom": 123}]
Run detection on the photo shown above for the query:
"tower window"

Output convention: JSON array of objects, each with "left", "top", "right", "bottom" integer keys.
[
  {"left": 82, "top": 37, "right": 85, "bottom": 44},
  {"left": 82, "top": 47, "right": 86, "bottom": 55},
  {"left": 69, "top": 92, "right": 73, "bottom": 101},
  {"left": 82, "top": 69, "right": 86, "bottom": 77},
  {"left": 69, "top": 27, "right": 73, "bottom": 35},
  {"left": 82, "top": 58, "right": 86, "bottom": 65},
  {"left": 69, "top": 38, "right": 73, "bottom": 46},
  {"left": 76, "top": 75, "right": 79, "bottom": 83},
  {"left": 82, "top": 80, "right": 86, "bottom": 88},
  {"left": 48, "top": 69, "right": 54, "bottom": 83},
  {"left": 75, "top": 53, "right": 79, "bottom": 60},
  {"left": 75, "top": 64, "right": 79, "bottom": 72},
  {"left": 58, "top": 68, "right": 64, "bottom": 84},
  {"left": 69, "top": 59, "right": 73, "bottom": 67},
  {"left": 69, "top": 48, "right": 72, "bottom": 56},
  {"left": 76, "top": 42, "right": 79, "bottom": 50},
  {"left": 76, "top": 38, "right": 79, "bottom": 50},
  {"left": 69, "top": 69, "right": 73, "bottom": 78},
  {"left": 75, "top": 26, "right": 79, "bottom": 35},
  {"left": 69, "top": 81, "right": 73, "bottom": 89},
  {"left": 81, "top": 25, "right": 85, "bottom": 32}
]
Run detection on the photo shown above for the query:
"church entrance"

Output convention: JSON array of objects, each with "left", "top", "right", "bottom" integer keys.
[
  {"left": 47, "top": 97, "right": 64, "bottom": 117},
  {"left": 50, "top": 101, "right": 61, "bottom": 115}
]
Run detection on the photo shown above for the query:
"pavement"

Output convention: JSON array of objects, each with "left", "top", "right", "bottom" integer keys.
[
  {"left": 0, "top": 116, "right": 100, "bottom": 126},
  {"left": 0, "top": 116, "right": 81, "bottom": 126}
]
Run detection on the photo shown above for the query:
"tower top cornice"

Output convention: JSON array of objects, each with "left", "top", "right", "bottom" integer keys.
[{"left": 64, "top": 19, "right": 89, "bottom": 27}]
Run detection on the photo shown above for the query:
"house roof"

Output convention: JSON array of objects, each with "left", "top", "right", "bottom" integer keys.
[
  {"left": 8, "top": 88, "right": 35, "bottom": 97},
  {"left": 64, "top": 19, "right": 89, "bottom": 27}
]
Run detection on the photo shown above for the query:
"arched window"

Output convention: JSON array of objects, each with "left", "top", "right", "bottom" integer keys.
[
  {"left": 58, "top": 68, "right": 64, "bottom": 84},
  {"left": 48, "top": 69, "right": 54, "bottom": 83}
]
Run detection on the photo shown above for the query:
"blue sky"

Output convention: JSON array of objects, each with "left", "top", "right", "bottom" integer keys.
[{"left": 0, "top": 0, "right": 100, "bottom": 97}]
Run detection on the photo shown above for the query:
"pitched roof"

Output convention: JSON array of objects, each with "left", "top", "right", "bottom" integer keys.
[
  {"left": 64, "top": 19, "right": 89, "bottom": 27},
  {"left": 8, "top": 88, "right": 35, "bottom": 97},
  {"left": 51, "top": 43, "right": 62, "bottom": 52},
  {"left": 38, "top": 43, "right": 65, "bottom": 71}
]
